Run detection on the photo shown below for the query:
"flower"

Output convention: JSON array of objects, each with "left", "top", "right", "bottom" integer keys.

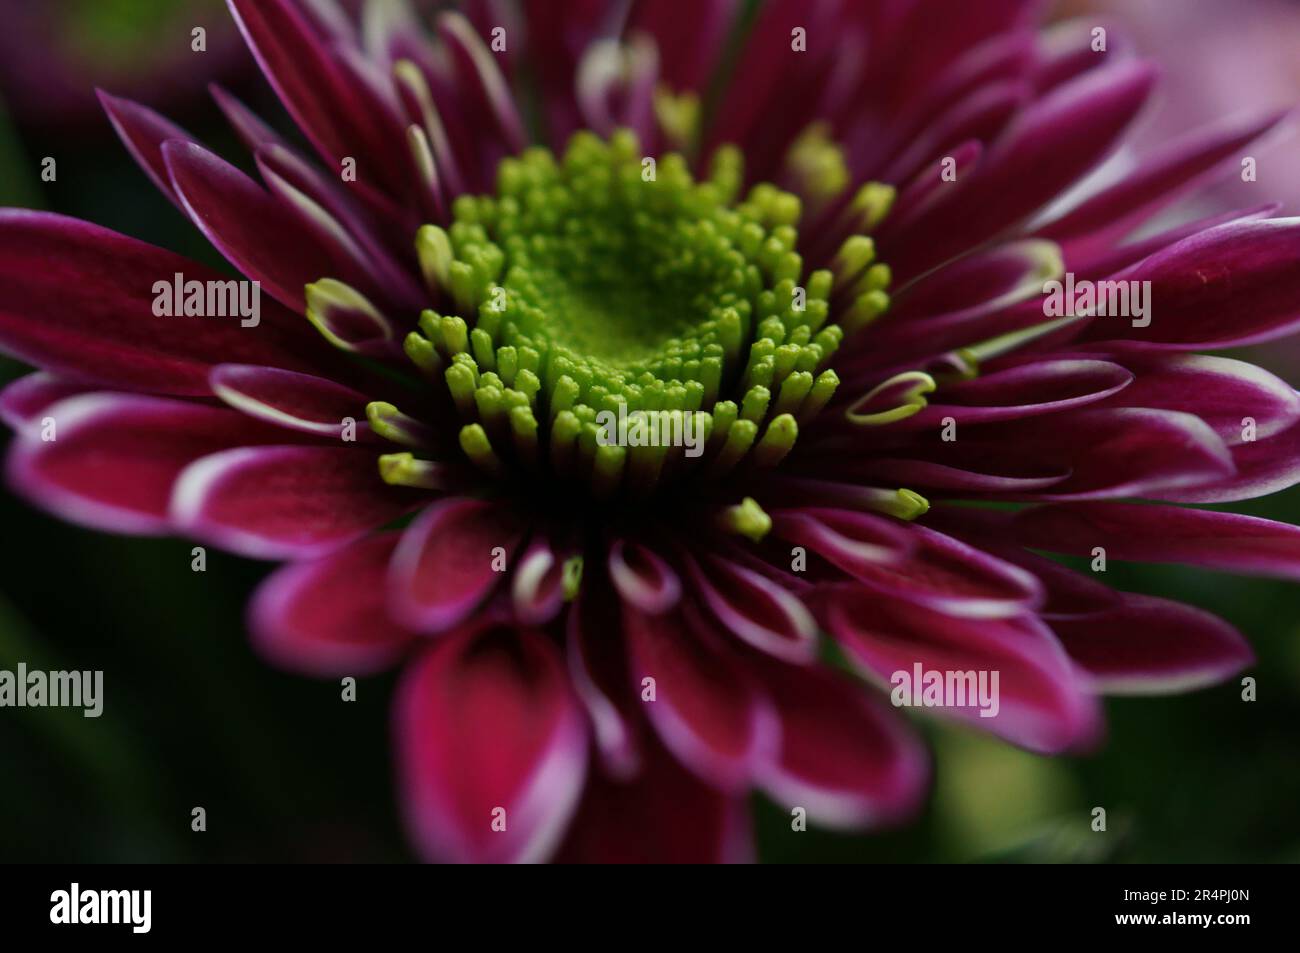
[{"left": 2, "top": 0, "right": 1299, "bottom": 863}]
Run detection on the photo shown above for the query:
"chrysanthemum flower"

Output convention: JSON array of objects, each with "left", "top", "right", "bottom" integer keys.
[{"left": 3, "top": 0, "right": 1299, "bottom": 863}]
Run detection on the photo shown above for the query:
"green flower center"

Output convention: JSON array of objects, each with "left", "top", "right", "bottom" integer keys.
[{"left": 393, "top": 130, "right": 894, "bottom": 501}]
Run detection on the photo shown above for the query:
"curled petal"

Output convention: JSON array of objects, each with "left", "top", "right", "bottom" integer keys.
[
  {"left": 770, "top": 507, "right": 913, "bottom": 575},
  {"left": 228, "top": 0, "right": 375, "bottom": 172},
  {"left": 886, "top": 60, "right": 1156, "bottom": 280},
  {"left": 608, "top": 538, "right": 681, "bottom": 614},
  {"left": 686, "top": 552, "right": 818, "bottom": 663},
  {"left": 840, "top": 457, "right": 1070, "bottom": 494},
  {"left": 894, "top": 358, "right": 1133, "bottom": 430},
  {"left": 438, "top": 12, "right": 529, "bottom": 154},
  {"left": 511, "top": 535, "right": 572, "bottom": 625}
]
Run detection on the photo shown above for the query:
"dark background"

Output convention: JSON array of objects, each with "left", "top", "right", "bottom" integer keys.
[{"left": 1, "top": 0, "right": 1298, "bottom": 863}]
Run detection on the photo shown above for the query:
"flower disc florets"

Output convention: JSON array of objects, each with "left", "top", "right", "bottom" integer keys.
[{"left": 399, "top": 129, "right": 888, "bottom": 500}]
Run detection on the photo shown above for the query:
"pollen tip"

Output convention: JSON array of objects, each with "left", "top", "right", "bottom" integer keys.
[
  {"left": 895, "top": 488, "right": 930, "bottom": 520},
  {"left": 561, "top": 555, "right": 584, "bottom": 601},
  {"left": 459, "top": 422, "right": 502, "bottom": 474},
  {"left": 366, "top": 401, "right": 428, "bottom": 448},
  {"left": 852, "top": 181, "right": 896, "bottom": 231},
  {"left": 721, "top": 496, "right": 772, "bottom": 542}
]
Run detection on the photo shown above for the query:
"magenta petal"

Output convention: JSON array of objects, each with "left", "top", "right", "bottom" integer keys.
[
  {"left": 880, "top": 31, "right": 1034, "bottom": 151},
  {"left": 840, "top": 457, "right": 1069, "bottom": 494},
  {"left": 1071, "top": 203, "right": 1279, "bottom": 279},
  {"left": 1032, "top": 17, "right": 1135, "bottom": 91},
  {"left": 886, "top": 60, "right": 1156, "bottom": 279},
  {"left": 389, "top": 497, "right": 525, "bottom": 632},
  {"left": 919, "top": 408, "right": 1236, "bottom": 499},
  {"left": 396, "top": 623, "right": 588, "bottom": 864},
  {"left": 748, "top": 655, "right": 930, "bottom": 830},
  {"left": 1037, "top": 111, "right": 1288, "bottom": 259},
  {"left": 1095, "top": 353, "right": 1300, "bottom": 446},
  {"left": 566, "top": 583, "right": 640, "bottom": 779},
  {"left": 842, "top": 240, "right": 1064, "bottom": 374},
  {"left": 922, "top": 508, "right": 1123, "bottom": 618},
  {"left": 1048, "top": 593, "right": 1253, "bottom": 694},
  {"left": 880, "top": 139, "right": 983, "bottom": 240},
  {"left": 822, "top": 587, "right": 1099, "bottom": 753},
  {"left": 250, "top": 532, "right": 415, "bottom": 677},
  {"left": 1010, "top": 502, "right": 1300, "bottom": 581},
  {"left": 896, "top": 358, "right": 1133, "bottom": 430},
  {"left": 706, "top": 0, "right": 847, "bottom": 177},
  {"left": 0, "top": 211, "right": 318, "bottom": 394},
  {"left": 1007, "top": 545, "right": 1124, "bottom": 618},
  {"left": 510, "top": 536, "right": 571, "bottom": 625},
  {"left": 882, "top": 79, "right": 1027, "bottom": 187},
  {"left": 686, "top": 552, "right": 817, "bottom": 663},
  {"left": 227, "top": 0, "right": 365, "bottom": 170},
  {"left": 885, "top": 238, "right": 1063, "bottom": 324},
  {"left": 1080, "top": 217, "right": 1300, "bottom": 349},
  {"left": 97, "top": 90, "right": 196, "bottom": 207},
  {"left": 1152, "top": 420, "right": 1300, "bottom": 503},
  {"left": 171, "top": 444, "right": 417, "bottom": 559},
  {"left": 163, "top": 139, "right": 334, "bottom": 312},
  {"left": 607, "top": 538, "right": 681, "bottom": 614},
  {"left": 437, "top": 12, "right": 529, "bottom": 154},
  {"left": 782, "top": 513, "right": 1042, "bottom": 619},
  {"left": 255, "top": 142, "right": 425, "bottom": 309},
  {"left": 770, "top": 507, "right": 913, "bottom": 575},
  {"left": 556, "top": 737, "right": 752, "bottom": 864},
  {"left": 7, "top": 393, "right": 286, "bottom": 535},
  {"left": 210, "top": 82, "right": 292, "bottom": 154},
  {"left": 623, "top": 603, "right": 777, "bottom": 793},
  {"left": 629, "top": 0, "right": 737, "bottom": 92},
  {"left": 210, "top": 363, "right": 374, "bottom": 440},
  {"left": 0, "top": 372, "right": 87, "bottom": 430}
]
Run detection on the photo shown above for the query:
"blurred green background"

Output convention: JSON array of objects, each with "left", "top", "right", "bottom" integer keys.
[{"left": 1, "top": 0, "right": 1298, "bottom": 863}]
